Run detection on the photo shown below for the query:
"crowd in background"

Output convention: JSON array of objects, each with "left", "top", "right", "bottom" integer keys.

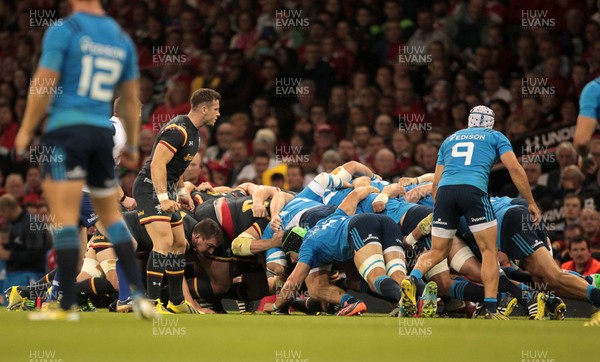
[{"left": 2, "top": 0, "right": 600, "bottom": 293}]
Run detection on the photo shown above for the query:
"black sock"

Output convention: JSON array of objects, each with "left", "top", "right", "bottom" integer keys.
[
  {"left": 359, "top": 279, "right": 396, "bottom": 303},
  {"left": 146, "top": 251, "right": 167, "bottom": 299},
  {"left": 165, "top": 253, "right": 185, "bottom": 305},
  {"left": 188, "top": 277, "right": 216, "bottom": 299},
  {"left": 74, "top": 277, "right": 118, "bottom": 296},
  {"left": 223, "top": 283, "right": 250, "bottom": 300},
  {"left": 499, "top": 274, "right": 526, "bottom": 304},
  {"left": 502, "top": 266, "right": 533, "bottom": 283},
  {"left": 55, "top": 248, "right": 80, "bottom": 310}
]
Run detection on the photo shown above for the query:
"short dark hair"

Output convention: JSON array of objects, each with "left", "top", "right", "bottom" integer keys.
[
  {"left": 252, "top": 150, "right": 270, "bottom": 161},
  {"left": 569, "top": 235, "right": 591, "bottom": 250},
  {"left": 287, "top": 164, "right": 305, "bottom": 176},
  {"left": 190, "top": 88, "right": 221, "bottom": 109},
  {"left": 192, "top": 219, "right": 224, "bottom": 246}
]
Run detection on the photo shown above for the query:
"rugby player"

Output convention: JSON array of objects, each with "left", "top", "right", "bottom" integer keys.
[
  {"left": 265, "top": 186, "right": 417, "bottom": 316},
  {"left": 403, "top": 105, "right": 541, "bottom": 319},
  {"left": 134, "top": 88, "right": 220, "bottom": 313},
  {"left": 15, "top": 0, "right": 154, "bottom": 320}
]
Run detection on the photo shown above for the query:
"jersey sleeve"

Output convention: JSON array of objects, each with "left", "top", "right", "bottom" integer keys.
[
  {"left": 579, "top": 80, "right": 600, "bottom": 119},
  {"left": 495, "top": 132, "right": 513, "bottom": 157},
  {"left": 297, "top": 238, "right": 317, "bottom": 268},
  {"left": 158, "top": 124, "right": 188, "bottom": 153},
  {"left": 119, "top": 34, "right": 139, "bottom": 82},
  {"left": 39, "top": 24, "right": 71, "bottom": 72}
]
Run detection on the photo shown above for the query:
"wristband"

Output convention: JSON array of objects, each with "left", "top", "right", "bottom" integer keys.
[
  {"left": 177, "top": 187, "right": 186, "bottom": 196},
  {"left": 157, "top": 193, "right": 169, "bottom": 202},
  {"left": 373, "top": 193, "right": 389, "bottom": 204},
  {"left": 119, "top": 194, "right": 127, "bottom": 202},
  {"left": 406, "top": 233, "right": 417, "bottom": 247},
  {"left": 271, "top": 303, "right": 279, "bottom": 312}
]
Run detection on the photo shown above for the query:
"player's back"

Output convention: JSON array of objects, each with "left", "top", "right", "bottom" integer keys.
[
  {"left": 438, "top": 127, "right": 512, "bottom": 193},
  {"left": 299, "top": 210, "right": 351, "bottom": 267},
  {"left": 42, "top": 13, "right": 137, "bottom": 131}
]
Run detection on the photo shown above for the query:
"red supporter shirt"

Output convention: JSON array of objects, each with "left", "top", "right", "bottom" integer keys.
[{"left": 561, "top": 258, "right": 600, "bottom": 276}]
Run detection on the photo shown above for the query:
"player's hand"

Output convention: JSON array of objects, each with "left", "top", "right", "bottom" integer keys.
[
  {"left": 196, "top": 182, "right": 214, "bottom": 192},
  {"left": 160, "top": 199, "right": 180, "bottom": 213},
  {"left": 121, "top": 147, "right": 140, "bottom": 167},
  {"left": 178, "top": 194, "right": 194, "bottom": 211},
  {"left": 121, "top": 196, "right": 137, "bottom": 210},
  {"left": 272, "top": 229, "right": 284, "bottom": 246},
  {"left": 252, "top": 202, "right": 268, "bottom": 218},
  {"left": 529, "top": 203, "right": 541, "bottom": 225},
  {"left": 497, "top": 251, "right": 509, "bottom": 266},
  {"left": 263, "top": 303, "right": 277, "bottom": 314},
  {"left": 399, "top": 177, "right": 416, "bottom": 187},
  {"left": 271, "top": 215, "right": 282, "bottom": 230},
  {"left": 404, "top": 189, "right": 420, "bottom": 203},
  {"left": 197, "top": 307, "right": 216, "bottom": 314}
]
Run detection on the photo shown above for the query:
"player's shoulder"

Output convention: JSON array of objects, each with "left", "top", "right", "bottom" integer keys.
[{"left": 582, "top": 77, "right": 600, "bottom": 96}]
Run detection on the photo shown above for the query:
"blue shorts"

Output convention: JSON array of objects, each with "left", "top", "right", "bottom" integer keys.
[
  {"left": 347, "top": 213, "right": 403, "bottom": 252},
  {"left": 80, "top": 192, "right": 98, "bottom": 228},
  {"left": 501, "top": 207, "right": 550, "bottom": 266},
  {"left": 40, "top": 126, "right": 117, "bottom": 190},
  {"left": 432, "top": 185, "right": 496, "bottom": 238}
]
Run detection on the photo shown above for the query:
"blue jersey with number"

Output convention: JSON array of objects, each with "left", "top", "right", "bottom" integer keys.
[
  {"left": 437, "top": 128, "right": 512, "bottom": 193},
  {"left": 580, "top": 78, "right": 600, "bottom": 120},
  {"left": 39, "top": 13, "right": 138, "bottom": 131},
  {"left": 297, "top": 210, "right": 351, "bottom": 268}
]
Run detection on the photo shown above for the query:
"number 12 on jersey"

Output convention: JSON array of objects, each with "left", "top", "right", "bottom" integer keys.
[
  {"left": 451, "top": 142, "right": 474, "bottom": 165},
  {"left": 77, "top": 55, "right": 122, "bottom": 102}
]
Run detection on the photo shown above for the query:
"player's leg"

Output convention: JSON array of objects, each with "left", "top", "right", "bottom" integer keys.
[
  {"left": 163, "top": 219, "right": 187, "bottom": 309},
  {"left": 42, "top": 179, "right": 85, "bottom": 312}
]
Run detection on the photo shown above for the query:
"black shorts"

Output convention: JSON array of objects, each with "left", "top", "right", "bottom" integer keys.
[
  {"left": 40, "top": 126, "right": 117, "bottom": 190},
  {"left": 501, "top": 207, "right": 550, "bottom": 265},
  {"left": 133, "top": 175, "right": 182, "bottom": 226},
  {"left": 433, "top": 185, "right": 496, "bottom": 237},
  {"left": 347, "top": 213, "right": 403, "bottom": 252}
]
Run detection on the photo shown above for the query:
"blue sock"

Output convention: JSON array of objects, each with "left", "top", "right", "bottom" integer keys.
[
  {"left": 450, "top": 280, "right": 484, "bottom": 302},
  {"left": 116, "top": 260, "right": 131, "bottom": 302},
  {"left": 410, "top": 269, "right": 423, "bottom": 280},
  {"left": 587, "top": 285, "right": 600, "bottom": 308},
  {"left": 106, "top": 220, "right": 144, "bottom": 293},
  {"left": 374, "top": 276, "right": 401, "bottom": 300},
  {"left": 52, "top": 226, "right": 80, "bottom": 310},
  {"left": 340, "top": 293, "right": 358, "bottom": 306},
  {"left": 484, "top": 297, "right": 497, "bottom": 314}
]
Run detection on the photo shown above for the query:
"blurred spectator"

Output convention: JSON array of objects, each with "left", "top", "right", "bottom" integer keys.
[
  {"left": 581, "top": 208, "right": 600, "bottom": 250},
  {"left": 445, "top": 0, "right": 493, "bottom": 53},
  {"left": 337, "top": 139, "right": 358, "bottom": 163},
  {"left": 553, "top": 223, "right": 585, "bottom": 264},
  {"left": 352, "top": 125, "right": 372, "bottom": 163},
  {"left": 230, "top": 11, "right": 259, "bottom": 56},
  {"left": 543, "top": 142, "right": 578, "bottom": 191},
  {"left": 0, "top": 102, "right": 17, "bottom": 156},
  {"left": 311, "top": 124, "right": 337, "bottom": 166},
  {"left": 227, "top": 140, "right": 250, "bottom": 187},
  {"left": 205, "top": 122, "right": 234, "bottom": 162},
  {"left": 182, "top": 153, "right": 202, "bottom": 185},
  {"left": 250, "top": 96, "right": 272, "bottom": 129},
  {"left": 139, "top": 73, "right": 157, "bottom": 124},
  {"left": 318, "top": 149, "right": 343, "bottom": 173},
  {"left": 555, "top": 194, "right": 584, "bottom": 239},
  {"left": 556, "top": 98, "right": 578, "bottom": 126},
  {"left": 5, "top": 174, "right": 25, "bottom": 206},
  {"left": 286, "top": 164, "right": 306, "bottom": 193},
  {"left": 297, "top": 41, "right": 335, "bottom": 102},
  {"left": 373, "top": 114, "right": 395, "bottom": 144},
  {"left": 23, "top": 165, "right": 42, "bottom": 205},
  {"left": 328, "top": 85, "right": 349, "bottom": 125},
  {"left": 191, "top": 52, "right": 222, "bottom": 93},
  {"left": 569, "top": 62, "right": 589, "bottom": 98},
  {"left": 391, "top": 130, "right": 413, "bottom": 173},
  {"left": 229, "top": 112, "right": 253, "bottom": 150},
  {"left": 235, "top": 150, "right": 271, "bottom": 185},
  {"left": 407, "top": 7, "right": 453, "bottom": 54},
  {"left": 415, "top": 142, "right": 439, "bottom": 173},
  {"left": 373, "top": 148, "right": 399, "bottom": 182},
  {"left": 498, "top": 161, "right": 553, "bottom": 211},
  {"left": 561, "top": 236, "right": 600, "bottom": 276},
  {"left": 481, "top": 68, "right": 511, "bottom": 104},
  {"left": 149, "top": 80, "right": 191, "bottom": 134},
  {"left": 0, "top": 194, "right": 51, "bottom": 293}
]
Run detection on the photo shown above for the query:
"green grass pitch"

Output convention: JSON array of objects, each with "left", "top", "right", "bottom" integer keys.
[{"left": 1, "top": 310, "right": 595, "bottom": 361}]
